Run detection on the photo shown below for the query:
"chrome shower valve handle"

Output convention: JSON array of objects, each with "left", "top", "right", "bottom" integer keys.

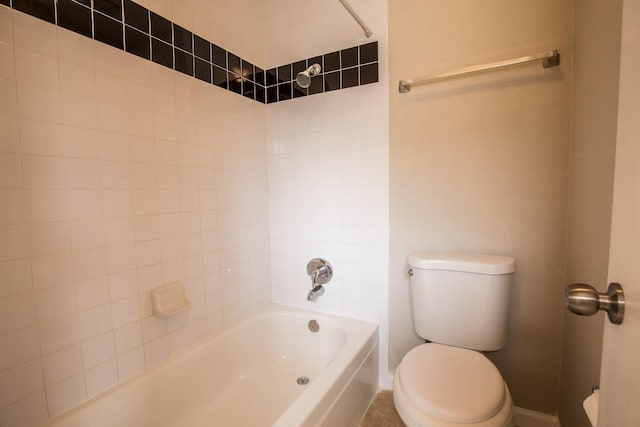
[{"left": 306, "top": 258, "right": 333, "bottom": 301}]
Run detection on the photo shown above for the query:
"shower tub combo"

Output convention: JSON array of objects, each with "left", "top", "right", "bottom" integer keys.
[{"left": 47, "top": 305, "right": 379, "bottom": 427}]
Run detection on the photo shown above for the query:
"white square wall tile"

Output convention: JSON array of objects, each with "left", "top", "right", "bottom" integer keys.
[
  {"left": 62, "top": 126, "right": 100, "bottom": 159},
  {"left": 111, "top": 296, "right": 140, "bottom": 329},
  {"left": 135, "top": 240, "right": 161, "bottom": 267},
  {"left": 168, "top": 327, "right": 190, "bottom": 355},
  {"left": 142, "top": 316, "right": 167, "bottom": 343},
  {"left": 78, "top": 304, "right": 113, "bottom": 341},
  {"left": 85, "top": 359, "right": 117, "bottom": 399},
  {"left": 0, "top": 153, "right": 23, "bottom": 190},
  {"left": 114, "top": 322, "right": 143, "bottom": 355},
  {"left": 0, "top": 259, "right": 33, "bottom": 299},
  {"left": 68, "top": 219, "right": 105, "bottom": 251},
  {"left": 188, "top": 318, "right": 207, "bottom": 343},
  {"left": 125, "top": 54, "right": 151, "bottom": 85},
  {"left": 131, "top": 189, "right": 158, "bottom": 215},
  {"left": 133, "top": 215, "right": 160, "bottom": 242},
  {"left": 35, "top": 284, "right": 76, "bottom": 322},
  {"left": 22, "top": 155, "right": 66, "bottom": 189},
  {"left": 106, "top": 246, "right": 136, "bottom": 278},
  {"left": 57, "top": 27, "right": 94, "bottom": 68},
  {"left": 72, "top": 247, "right": 107, "bottom": 282},
  {"left": 108, "top": 270, "right": 138, "bottom": 301},
  {"left": 157, "top": 167, "right": 179, "bottom": 191},
  {"left": 94, "top": 42, "right": 125, "bottom": 78},
  {"left": 38, "top": 314, "right": 79, "bottom": 355},
  {"left": 61, "top": 93, "right": 97, "bottom": 129},
  {"left": 103, "top": 219, "right": 135, "bottom": 248},
  {"left": 122, "top": 104, "right": 153, "bottom": 136},
  {"left": 99, "top": 131, "right": 129, "bottom": 161},
  {"left": 156, "top": 193, "right": 178, "bottom": 219},
  {"left": 67, "top": 189, "right": 104, "bottom": 220},
  {"left": 41, "top": 344, "right": 83, "bottom": 387},
  {"left": 183, "top": 255, "right": 203, "bottom": 279},
  {"left": 0, "top": 293, "right": 36, "bottom": 335},
  {"left": 179, "top": 189, "right": 199, "bottom": 211},
  {"left": 96, "top": 73, "right": 128, "bottom": 106},
  {"left": 16, "top": 83, "right": 61, "bottom": 123},
  {"left": 0, "top": 79, "right": 18, "bottom": 118},
  {"left": 129, "top": 135, "right": 155, "bottom": 163},
  {"left": 14, "top": 47, "right": 60, "bottom": 91},
  {"left": 136, "top": 264, "right": 162, "bottom": 293},
  {"left": 161, "top": 236, "right": 183, "bottom": 262},
  {"left": 102, "top": 189, "right": 133, "bottom": 218},
  {"left": 0, "top": 116, "right": 20, "bottom": 154},
  {"left": 75, "top": 277, "right": 110, "bottom": 311},
  {"left": 59, "top": 61, "right": 96, "bottom": 98},
  {"left": 81, "top": 331, "right": 115, "bottom": 369},
  {"left": 0, "top": 359, "right": 43, "bottom": 407},
  {"left": 65, "top": 158, "right": 102, "bottom": 189},
  {"left": 161, "top": 258, "right": 184, "bottom": 283},
  {"left": 12, "top": 11, "right": 57, "bottom": 56},
  {"left": 0, "top": 7, "right": 13, "bottom": 45},
  {"left": 45, "top": 373, "right": 86, "bottom": 418},
  {"left": 159, "top": 213, "right": 182, "bottom": 236},
  {"left": 27, "top": 222, "right": 71, "bottom": 257},
  {"left": 187, "top": 297, "right": 206, "bottom": 323},
  {"left": 19, "top": 119, "right": 64, "bottom": 156},
  {"left": 126, "top": 81, "right": 153, "bottom": 112},
  {"left": 25, "top": 189, "right": 69, "bottom": 223},
  {"left": 116, "top": 347, "right": 145, "bottom": 382},
  {"left": 0, "top": 326, "right": 40, "bottom": 372},
  {"left": 166, "top": 311, "right": 187, "bottom": 333},
  {"left": 98, "top": 101, "right": 128, "bottom": 134},
  {"left": 144, "top": 336, "right": 168, "bottom": 367},
  {"left": 0, "top": 391, "right": 48, "bottom": 427},
  {"left": 138, "top": 292, "right": 152, "bottom": 318},
  {"left": 206, "top": 311, "right": 223, "bottom": 334},
  {"left": 100, "top": 161, "right": 131, "bottom": 189},
  {"left": 30, "top": 253, "right": 74, "bottom": 290}
]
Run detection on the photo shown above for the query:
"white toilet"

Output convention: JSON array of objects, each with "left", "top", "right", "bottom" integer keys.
[{"left": 393, "top": 252, "right": 517, "bottom": 427}]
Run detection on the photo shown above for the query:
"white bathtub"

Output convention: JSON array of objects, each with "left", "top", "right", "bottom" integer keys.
[{"left": 47, "top": 305, "right": 379, "bottom": 427}]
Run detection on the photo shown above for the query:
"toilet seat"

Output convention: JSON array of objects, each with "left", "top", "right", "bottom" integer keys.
[{"left": 394, "top": 343, "right": 514, "bottom": 427}]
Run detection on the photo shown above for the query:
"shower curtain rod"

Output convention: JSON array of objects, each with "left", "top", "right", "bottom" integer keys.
[
  {"left": 398, "top": 50, "right": 560, "bottom": 93},
  {"left": 338, "top": 0, "right": 373, "bottom": 38}
]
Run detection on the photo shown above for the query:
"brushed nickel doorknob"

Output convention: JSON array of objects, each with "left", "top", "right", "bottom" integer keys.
[{"left": 565, "top": 282, "right": 625, "bottom": 325}]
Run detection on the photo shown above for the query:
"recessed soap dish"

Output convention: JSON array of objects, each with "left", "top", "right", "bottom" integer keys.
[{"left": 151, "top": 282, "right": 190, "bottom": 317}]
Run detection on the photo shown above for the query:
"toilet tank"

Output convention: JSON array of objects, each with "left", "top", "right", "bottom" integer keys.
[{"left": 408, "top": 252, "right": 516, "bottom": 351}]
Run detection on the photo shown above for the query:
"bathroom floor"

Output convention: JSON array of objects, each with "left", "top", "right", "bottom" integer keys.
[{"left": 360, "top": 390, "right": 405, "bottom": 427}]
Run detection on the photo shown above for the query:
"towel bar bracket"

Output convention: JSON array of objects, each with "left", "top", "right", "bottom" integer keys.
[{"left": 543, "top": 50, "right": 561, "bottom": 68}]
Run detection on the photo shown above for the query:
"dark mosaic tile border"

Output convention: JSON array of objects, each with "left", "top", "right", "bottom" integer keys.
[
  {"left": 2, "top": 0, "right": 379, "bottom": 104},
  {"left": 264, "top": 42, "right": 379, "bottom": 104}
]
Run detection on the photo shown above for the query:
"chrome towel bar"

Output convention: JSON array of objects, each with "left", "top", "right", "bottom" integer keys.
[{"left": 399, "top": 50, "right": 560, "bottom": 93}]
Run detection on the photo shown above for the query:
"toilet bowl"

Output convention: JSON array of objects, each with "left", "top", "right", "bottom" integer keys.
[{"left": 394, "top": 343, "right": 514, "bottom": 427}]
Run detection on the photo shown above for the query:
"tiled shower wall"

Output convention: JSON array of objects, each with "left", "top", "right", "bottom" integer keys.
[
  {"left": 264, "top": 0, "right": 390, "bottom": 383},
  {"left": 0, "top": 4, "right": 270, "bottom": 424}
]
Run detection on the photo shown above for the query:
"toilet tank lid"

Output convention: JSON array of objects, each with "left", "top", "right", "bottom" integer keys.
[{"left": 408, "top": 252, "right": 516, "bottom": 275}]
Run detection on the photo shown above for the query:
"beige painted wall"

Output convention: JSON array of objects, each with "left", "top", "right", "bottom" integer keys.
[
  {"left": 389, "top": 0, "right": 573, "bottom": 413},
  {"left": 558, "top": 0, "right": 622, "bottom": 425}
]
